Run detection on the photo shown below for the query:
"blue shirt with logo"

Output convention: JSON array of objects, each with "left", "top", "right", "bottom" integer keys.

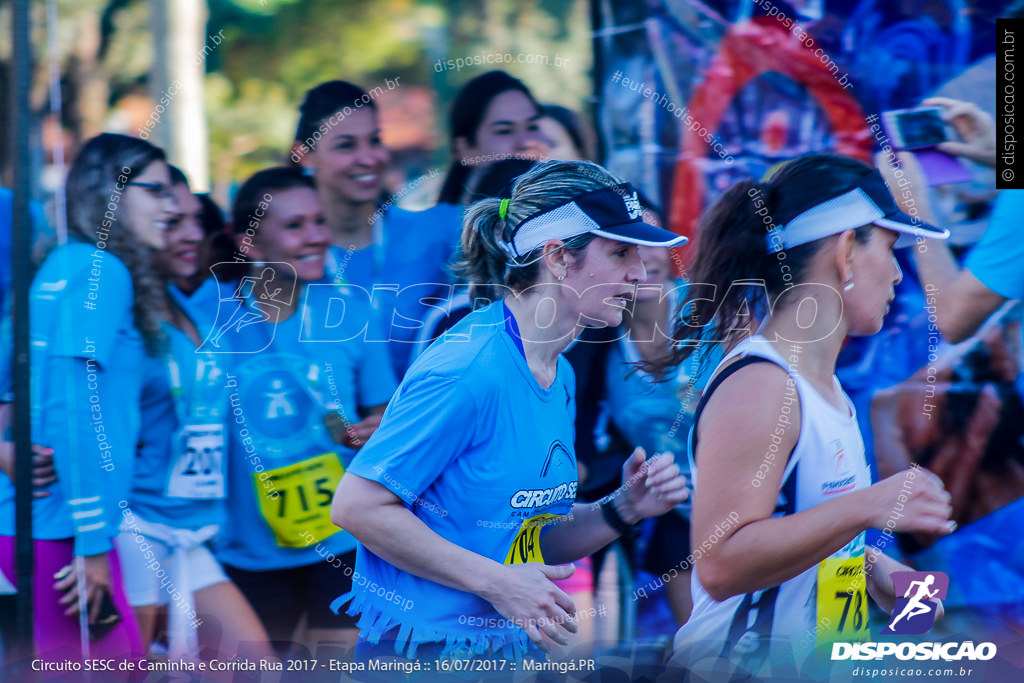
[
  {"left": 335, "top": 301, "right": 578, "bottom": 659},
  {"left": 204, "top": 277, "right": 397, "bottom": 570},
  {"left": 0, "top": 242, "right": 144, "bottom": 556},
  {"left": 323, "top": 204, "right": 462, "bottom": 378}
]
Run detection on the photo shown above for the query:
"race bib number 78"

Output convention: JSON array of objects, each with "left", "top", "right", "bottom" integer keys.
[{"left": 816, "top": 557, "right": 869, "bottom": 645}]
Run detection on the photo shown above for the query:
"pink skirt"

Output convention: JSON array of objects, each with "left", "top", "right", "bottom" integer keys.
[{"left": 0, "top": 535, "right": 144, "bottom": 661}]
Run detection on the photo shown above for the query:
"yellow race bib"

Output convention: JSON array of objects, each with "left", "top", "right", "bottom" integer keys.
[
  {"left": 503, "top": 514, "right": 562, "bottom": 565},
  {"left": 255, "top": 452, "right": 345, "bottom": 548},
  {"left": 816, "top": 556, "right": 869, "bottom": 646}
]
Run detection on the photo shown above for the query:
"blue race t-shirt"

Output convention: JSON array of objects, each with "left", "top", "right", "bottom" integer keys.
[
  {"left": 602, "top": 281, "right": 719, "bottom": 461},
  {"left": 604, "top": 338, "right": 712, "bottom": 459},
  {"left": 966, "top": 189, "right": 1024, "bottom": 300},
  {"left": 0, "top": 242, "right": 144, "bottom": 556},
  {"left": 337, "top": 301, "right": 578, "bottom": 659},
  {"left": 206, "top": 278, "right": 397, "bottom": 571},
  {"left": 0, "top": 186, "right": 50, "bottom": 316},
  {"left": 127, "top": 286, "right": 231, "bottom": 529},
  {"left": 323, "top": 204, "right": 462, "bottom": 378}
]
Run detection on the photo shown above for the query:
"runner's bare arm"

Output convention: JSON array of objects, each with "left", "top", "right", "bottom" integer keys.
[
  {"left": 693, "top": 364, "right": 953, "bottom": 601},
  {"left": 332, "top": 472, "right": 578, "bottom": 651},
  {"left": 541, "top": 451, "right": 687, "bottom": 564}
]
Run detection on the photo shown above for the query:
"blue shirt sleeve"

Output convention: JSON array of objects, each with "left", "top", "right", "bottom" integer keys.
[
  {"left": 429, "top": 202, "right": 464, "bottom": 250},
  {"left": 966, "top": 190, "right": 1024, "bottom": 300},
  {"left": 33, "top": 247, "right": 139, "bottom": 555},
  {"left": 46, "top": 249, "right": 135, "bottom": 368},
  {"left": 43, "top": 356, "right": 130, "bottom": 556},
  {"left": 347, "top": 373, "right": 478, "bottom": 504},
  {"left": 358, "top": 314, "right": 398, "bottom": 408}
]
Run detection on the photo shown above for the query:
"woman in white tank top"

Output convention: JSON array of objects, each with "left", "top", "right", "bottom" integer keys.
[{"left": 659, "top": 154, "right": 957, "bottom": 679}]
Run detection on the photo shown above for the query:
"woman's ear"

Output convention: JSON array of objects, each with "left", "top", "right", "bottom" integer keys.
[
  {"left": 290, "top": 141, "right": 311, "bottom": 167},
  {"left": 454, "top": 137, "right": 473, "bottom": 164},
  {"left": 834, "top": 229, "right": 857, "bottom": 286},
  {"left": 237, "top": 232, "right": 265, "bottom": 262},
  {"left": 542, "top": 239, "right": 575, "bottom": 280}
]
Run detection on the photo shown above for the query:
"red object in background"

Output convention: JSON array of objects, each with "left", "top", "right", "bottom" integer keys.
[
  {"left": 761, "top": 110, "right": 791, "bottom": 154},
  {"left": 668, "top": 16, "right": 873, "bottom": 273}
]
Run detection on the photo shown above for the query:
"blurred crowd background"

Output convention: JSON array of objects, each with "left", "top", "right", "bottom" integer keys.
[{"left": 1, "top": 0, "right": 1022, "bottom": 670}]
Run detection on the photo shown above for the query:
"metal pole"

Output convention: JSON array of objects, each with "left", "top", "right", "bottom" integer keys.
[
  {"left": 10, "top": 0, "right": 35, "bottom": 657},
  {"left": 589, "top": 0, "right": 606, "bottom": 164}
]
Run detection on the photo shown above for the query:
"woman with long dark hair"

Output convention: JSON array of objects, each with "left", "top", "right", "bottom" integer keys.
[
  {"left": 436, "top": 70, "right": 549, "bottom": 206},
  {"left": 0, "top": 133, "right": 175, "bottom": 659},
  {"left": 665, "top": 154, "right": 956, "bottom": 677}
]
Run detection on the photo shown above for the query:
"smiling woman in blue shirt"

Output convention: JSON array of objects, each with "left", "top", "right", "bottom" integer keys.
[
  {"left": 331, "top": 159, "right": 690, "bottom": 661},
  {"left": 201, "top": 167, "right": 397, "bottom": 656},
  {"left": 0, "top": 133, "right": 175, "bottom": 660}
]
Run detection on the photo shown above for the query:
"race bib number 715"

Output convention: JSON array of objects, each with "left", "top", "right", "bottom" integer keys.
[{"left": 255, "top": 452, "right": 345, "bottom": 548}]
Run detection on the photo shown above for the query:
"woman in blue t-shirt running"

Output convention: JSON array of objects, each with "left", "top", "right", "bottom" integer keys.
[{"left": 332, "top": 160, "right": 690, "bottom": 661}]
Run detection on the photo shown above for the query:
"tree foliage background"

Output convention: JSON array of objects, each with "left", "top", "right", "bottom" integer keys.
[{"left": 2, "top": 0, "right": 592, "bottom": 194}]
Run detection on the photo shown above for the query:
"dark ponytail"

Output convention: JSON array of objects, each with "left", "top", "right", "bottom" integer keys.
[
  {"left": 668, "top": 153, "right": 878, "bottom": 368},
  {"left": 438, "top": 162, "right": 474, "bottom": 208},
  {"left": 64, "top": 133, "right": 167, "bottom": 355}
]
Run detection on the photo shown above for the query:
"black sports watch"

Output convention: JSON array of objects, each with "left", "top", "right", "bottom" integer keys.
[{"left": 599, "top": 496, "right": 639, "bottom": 538}]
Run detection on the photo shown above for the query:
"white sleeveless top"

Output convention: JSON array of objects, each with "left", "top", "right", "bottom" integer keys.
[{"left": 671, "top": 335, "right": 871, "bottom": 675}]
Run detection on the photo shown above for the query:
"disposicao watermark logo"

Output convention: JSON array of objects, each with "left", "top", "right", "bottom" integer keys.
[
  {"left": 883, "top": 571, "right": 948, "bottom": 635},
  {"left": 831, "top": 570, "right": 997, "bottom": 663}
]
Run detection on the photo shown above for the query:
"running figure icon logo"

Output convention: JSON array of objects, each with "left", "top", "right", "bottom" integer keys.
[
  {"left": 201, "top": 262, "right": 298, "bottom": 353},
  {"left": 882, "top": 571, "right": 949, "bottom": 634}
]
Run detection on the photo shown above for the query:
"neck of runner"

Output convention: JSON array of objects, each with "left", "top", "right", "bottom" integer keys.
[
  {"left": 503, "top": 293, "right": 577, "bottom": 389},
  {"left": 759, "top": 298, "right": 846, "bottom": 405},
  {"left": 321, "top": 188, "right": 378, "bottom": 250}
]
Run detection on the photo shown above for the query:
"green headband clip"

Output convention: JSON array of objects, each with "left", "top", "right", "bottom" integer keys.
[{"left": 498, "top": 198, "right": 510, "bottom": 221}]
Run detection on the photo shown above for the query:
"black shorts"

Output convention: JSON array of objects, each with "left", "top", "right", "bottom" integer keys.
[
  {"left": 224, "top": 550, "right": 358, "bottom": 643},
  {"left": 592, "top": 511, "right": 692, "bottom": 580},
  {"left": 643, "top": 509, "right": 692, "bottom": 576}
]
